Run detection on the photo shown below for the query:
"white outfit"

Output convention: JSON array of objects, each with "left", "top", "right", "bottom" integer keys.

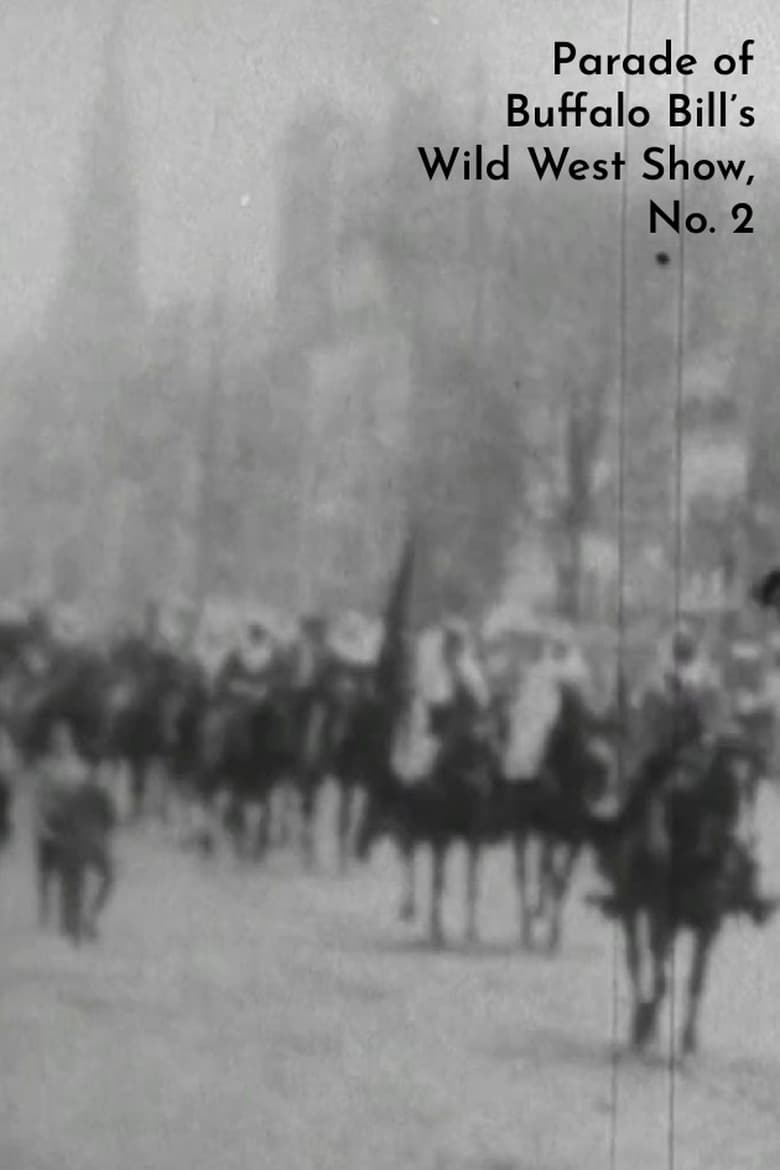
[
  {"left": 391, "top": 694, "right": 440, "bottom": 784},
  {"left": 549, "top": 646, "right": 592, "bottom": 699},
  {"left": 502, "top": 654, "right": 562, "bottom": 781}
]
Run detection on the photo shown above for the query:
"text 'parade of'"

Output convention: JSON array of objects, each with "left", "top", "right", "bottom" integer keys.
[{"left": 416, "top": 38, "right": 759, "bottom": 238}]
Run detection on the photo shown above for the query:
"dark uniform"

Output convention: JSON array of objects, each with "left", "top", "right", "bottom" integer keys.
[
  {"left": 292, "top": 616, "right": 332, "bottom": 768},
  {"left": 216, "top": 623, "right": 275, "bottom": 703},
  {"left": 427, "top": 622, "right": 492, "bottom": 788},
  {"left": 611, "top": 628, "right": 774, "bottom": 922}
]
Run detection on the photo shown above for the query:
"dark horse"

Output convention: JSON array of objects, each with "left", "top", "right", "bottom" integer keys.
[
  {"left": 37, "top": 780, "right": 117, "bottom": 944},
  {"left": 157, "top": 656, "right": 211, "bottom": 834},
  {"left": 586, "top": 729, "right": 775, "bottom": 1055},
  {"left": 355, "top": 684, "right": 611, "bottom": 948},
  {"left": 295, "top": 660, "right": 379, "bottom": 873},
  {"left": 508, "top": 683, "right": 616, "bottom": 953},
  {"left": 11, "top": 642, "right": 110, "bottom": 767},
  {"left": 101, "top": 635, "right": 190, "bottom": 820},
  {"left": 196, "top": 680, "right": 294, "bottom": 860}
]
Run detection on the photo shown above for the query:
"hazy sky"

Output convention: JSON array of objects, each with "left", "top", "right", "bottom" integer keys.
[{"left": 0, "top": 0, "right": 777, "bottom": 352}]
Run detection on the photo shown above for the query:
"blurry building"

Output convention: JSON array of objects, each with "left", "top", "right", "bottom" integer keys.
[
  {"left": 298, "top": 246, "right": 413, "bottom": 613},
  {"left": 0, "top": 11, "right": 147, "bottom": 615}
]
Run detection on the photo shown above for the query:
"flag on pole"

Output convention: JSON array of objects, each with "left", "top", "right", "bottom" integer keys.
[{"left": 375, "top": 530, "right": 416, "bottom": 708}]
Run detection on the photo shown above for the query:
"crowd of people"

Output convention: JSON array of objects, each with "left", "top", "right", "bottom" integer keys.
[{"left": 0, "top": 585, "right": 779, "bottom": 1050}]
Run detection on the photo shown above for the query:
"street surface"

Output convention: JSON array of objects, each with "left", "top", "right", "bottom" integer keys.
[{"left": 2, "top": 782, "right": 780, "bottom": 1170}]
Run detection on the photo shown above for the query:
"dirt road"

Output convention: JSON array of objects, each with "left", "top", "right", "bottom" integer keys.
[{"left": 2, "top": 784, "right": 780, "bottom": 1170}]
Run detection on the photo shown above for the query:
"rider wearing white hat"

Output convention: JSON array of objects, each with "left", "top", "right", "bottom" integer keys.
[
  {"left": 217, "top": 610, "right": 277, "bottom": 703},
  {"left": 328, "top": 611, "right": 382, "bottom": 671},
  {"left": 413, "top": 616, "right": 491, "bottom": 779}
]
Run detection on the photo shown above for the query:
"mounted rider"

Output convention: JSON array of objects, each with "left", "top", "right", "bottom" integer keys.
[
  {"left": 325, "top": 611, "right": 383, "bottom": 766},
  {"left": 502, "top": 621, "right": 602, "bottom": 785},
  {"left": 414, "top": 616, "right": 492, "bottom": 787},
  {"left": 427, "top": 616, "right": 490, "bottom": 736},
  {"left": 546, "top": 625, "right": 593, "bottom": 700},
  {"left": 216, "top": 609, "right": 278, "bottom": 706},
  {"left": 622, "top": 623, "right": 771, "bottom": 921},
  {"left": 193, "top": 599, "right": 237, "bottom": 692},
  {"left": 327, "top": 611, "right": 382, "bottom": 698},
  {"left": 726, "top": 638, "right": 774, "bottom": 776},
  {"left": 633, "top": 623, "right": 719, "bottom": 774}
]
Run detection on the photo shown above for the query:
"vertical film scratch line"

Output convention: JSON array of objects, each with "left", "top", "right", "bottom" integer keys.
[
  {"left": 669, "top": 0, "right": 693, "bottom": 1164},
  {"left": 610, "top": 0, "right": 635, "bottom": 1164}
]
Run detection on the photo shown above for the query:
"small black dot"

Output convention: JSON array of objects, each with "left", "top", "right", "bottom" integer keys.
[{"left": 656, "top": 252, "right": 670, "bottom": 266}]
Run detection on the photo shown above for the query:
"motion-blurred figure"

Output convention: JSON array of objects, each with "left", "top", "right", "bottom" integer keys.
[
  {"left": 35, "top": 720, "right": 115, "bottom": 943},
  {"left": 607, "top": 624, "right": 771, "bottom": 923}
]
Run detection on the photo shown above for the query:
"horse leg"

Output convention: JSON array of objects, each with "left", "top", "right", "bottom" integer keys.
[
  {"left": 84, "top": 850, "right": 115, "bottom": 939},
  {"left": 218, "top": 787, "right": 243, "bottom": 858},
  {"left": 681, "top": 925, "right": 717, "bottom": 1055},
  {"left": 155, "top": 760, "right": 171, "bottom": 825},
  {"left": 243, "top": 796, "right": 269, "bottom": 862},
  {"left": 429, "top": 841, "right": 446, "bottom": 948},
  {"left": 625, "top": 911, "right": 648, "bottom": 1049},
  {"left": 37, "top": 839, "right": 55, "bottom": 927},
  {"left": 465, "top": 839, "right": 480, "bottom": 945},
  {"left": 223, "top": 791, "right": 244, "bottom": 859},
  {"left": 533, "top": 836, "right": 551, "bottom": 919},
  {"left": 191, "top": 789, "right": 216, "bottom": 856},
  {"left": 337, "top": 780, "right": 354, "bottom": 876},
  {"left": 513, "top": 831, "right": 533, "bottom": 949},
  {"left": 255, "top": 796, "right": 272, "bottom": 860},
  {"left": 546, "top": 844, "right": 579, "bottom": 954},
  {"left": 399, "top": 832, "right": 417, "bottom": 921},
  {"left": 130, "top": 760, "right": 146, "bottom": 821},
  {"left": 643, "top": 910, "right": 670, "bottom": 1049},
  {"left": 172, "top": 774, "right": 193, "bottom": 845},
  {"left": 276, "top": 779, "right": 295, "bottom": 847},
  {"left": 59, "top": 857, "right": 85, "bottom": 946},
  {"left": 299, "top": 773, "right": 318, "bottom": 870}
]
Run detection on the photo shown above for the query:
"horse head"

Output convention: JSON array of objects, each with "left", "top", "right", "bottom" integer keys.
[{"left": 542, "top": 683, "right": 612, "bottom": 804}]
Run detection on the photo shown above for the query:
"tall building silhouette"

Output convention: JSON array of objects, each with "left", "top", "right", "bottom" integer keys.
[
  {"left": 274, "top": 104, "right": 356, "bottom": 346},
  {"left": 24, "top": 5, "right": 147, "bottom": 608},
  {"left": 47, "top": 9, "right": 144, "bottom": 366}
]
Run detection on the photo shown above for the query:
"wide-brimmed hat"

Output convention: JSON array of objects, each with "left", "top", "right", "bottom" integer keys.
[
  {"left": 52, "top": 605, "right": 88, "bottom": 644},
  {"left": 242, "top": 603, "right": 279, "bottom": 640},
  {"left": 730, "top": 639, "right": 761, "bottom": 663},
  {"left": 328, "top": 611, "right": 382, "bottom": 667}
]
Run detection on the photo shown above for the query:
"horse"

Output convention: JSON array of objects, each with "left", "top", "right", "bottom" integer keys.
[
  {"left": 353, "top": 674, "right": 614, "bottom": 949},
  {"left": 36, "top": 780, "right": 117, "bottom": 945},
  {"left": 506, "top": 682, "right": 616, "bottom": 953},
  {"left": 195, "top": 677, "right": 294, "bottom": 861},
  {"left": 286, "top": 653, "right": 357, "bottom": 869},
  {"left": 290, "top": 659, "right": 381, "bottom": 873},
  {"left": 156, "top": 657, "right": 212, "bottom": 841},
  {"left": 100, "top": 635, "right": 188, "bottom": 820},
  {"left": 11, "top": 643, "right": 110, "bottom": 767},
  {"left": 353, "top": 686, "right": 515, "bottom": 947},
  {"left": 585, "top": 728, "right": 775, "bottom": 1055}
]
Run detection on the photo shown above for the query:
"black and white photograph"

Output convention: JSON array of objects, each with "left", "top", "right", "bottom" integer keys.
[{"left": 1, "top": 1, "right": 780, "bottom": 1167}]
